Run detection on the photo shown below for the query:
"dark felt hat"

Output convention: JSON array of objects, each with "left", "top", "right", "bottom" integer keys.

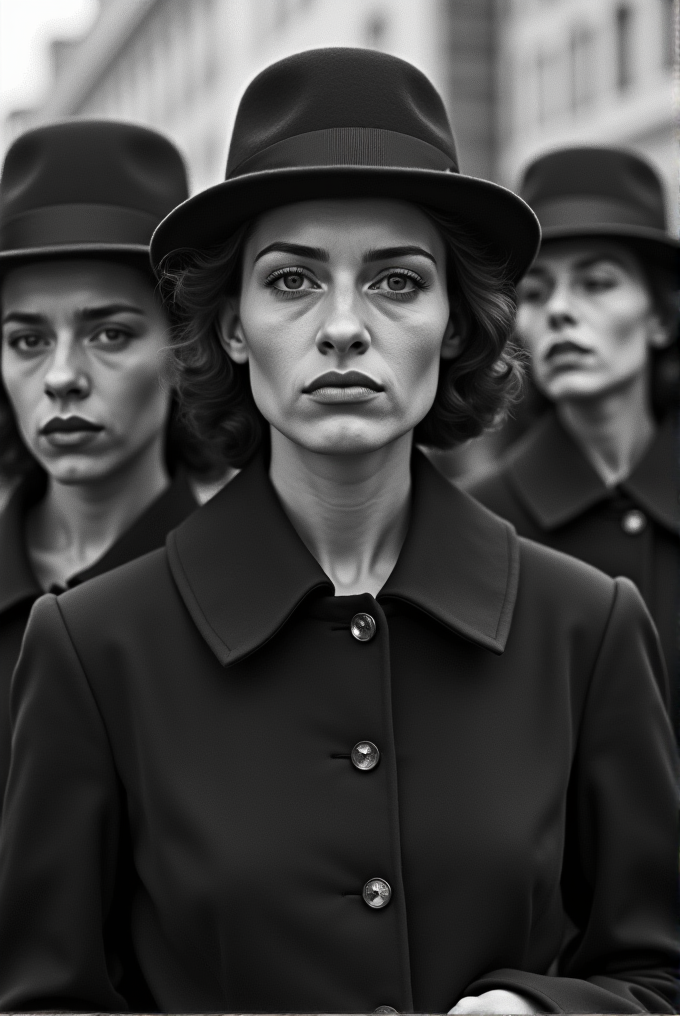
[
  {"left": 519, "top": 146, "right": 679, "bottom": 271},
  {"left": 150, "top": 47, "right": 540, "bottom": 282},
  {"left": 0, "top": 119, "right": 188, "bottom": 273}
]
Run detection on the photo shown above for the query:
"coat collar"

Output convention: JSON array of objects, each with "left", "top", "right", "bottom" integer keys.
[
  {"left": 0, "top": 470, "right": 197, "bottom": 616},
  {"left": 166, "top": 450, "right": 519, "bottom": 668},
  {"left": 506, "top": 411, "right": 679, "bottom": 533}
]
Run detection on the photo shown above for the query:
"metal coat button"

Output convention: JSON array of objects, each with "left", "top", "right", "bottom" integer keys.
[
  {"left": 374, "top": 1008, "right": 398, "bottom": 1013},
  {"left": 363, "top": 877, "right": 391, "bottom": 908},
  {"left": 621, "top": 509, "right": 647, "bottom": 535},
  {"left": 351, "top": 612, "right": 376, "bottom": 641},
  {"left": 351, "top": 741, "right": 380, "bottom": 771}
]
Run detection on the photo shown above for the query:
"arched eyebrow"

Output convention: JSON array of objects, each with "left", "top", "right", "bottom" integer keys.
[
  {"left": 253, "top": 242, "right": 437, "bottom": 266},
  {"left": 362, "top": 245, "right": 437, "bottom": 265},
  {"left": 2, "top": 311, "right": 46, "bottom": 326},
  {"left": 254, "top": 242, "right": 329, "bottom": 263},
  {"left": 79, "top": 303, "right": 145, "bottom": 321}
]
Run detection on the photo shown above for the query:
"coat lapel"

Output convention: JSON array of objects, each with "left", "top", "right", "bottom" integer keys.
[
  {"left": 167, "top": 451, "right": 520, "bottom": 666},
  {"left": 166, "top": 456, "right": 332, "bottom": 667},
  {"left": 507, "top": 412, "right": 611, "bottom": 529},
  {"left": 622, "top": 415, "right": 678, "bottom": 533},
  {"left": 380, "top": 452, "right": 519, "bottom": 654}
]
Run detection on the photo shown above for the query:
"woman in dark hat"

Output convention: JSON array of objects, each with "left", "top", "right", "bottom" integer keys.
[
  {"left": 0, "top": 52, "right": 676, "bottom": 1015},
  {"left": 0, "top": 120, "right": 205, "bottom": 796},
  {"left": 467, "top": 147, "right": 679, "bottom": 741}
]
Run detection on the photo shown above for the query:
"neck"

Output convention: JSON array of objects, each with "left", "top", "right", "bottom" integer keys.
[
  {"left": 557, "top": 374, "right": 655, "bottom": 487},
  {"left": 269, "top": 428, "right": 413, "bottom": 597},
  {"left": 26, "top": 436, "right": 170, "bottom": 589}
]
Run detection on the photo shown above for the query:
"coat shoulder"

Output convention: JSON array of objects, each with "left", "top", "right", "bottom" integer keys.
[
  {"left": 516, "top": 532, "right": 620, "bottom": 618},
  {"left": 57, "top": 545, "right": 176, "bottom": 627}
]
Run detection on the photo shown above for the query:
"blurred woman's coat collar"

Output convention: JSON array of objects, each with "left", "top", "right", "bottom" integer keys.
[{"left": 502, "top": 412, "right": 678, "bottom": 534}]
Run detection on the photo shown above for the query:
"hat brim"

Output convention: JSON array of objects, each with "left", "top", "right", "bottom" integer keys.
[
  {"left": 539, "top": 224, "right": 679, "bottom": 273},
  {"left": 0, "top": 243, "right": 153, "bottom": 279},
  {"left": 150, "top": 166, "right": 541, "bottom": 283}
]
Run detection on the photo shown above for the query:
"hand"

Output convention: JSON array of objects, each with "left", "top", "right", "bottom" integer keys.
[{"left": 449, "top": 988, "right": 540, "bottom": 1014}]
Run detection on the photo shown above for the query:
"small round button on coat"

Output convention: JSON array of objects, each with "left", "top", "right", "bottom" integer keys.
[
  {"left": 351, "top": 612, "right": 377, "bottom": 641},
  {"left": 363, "top": 877, "right": 391, "bottom": 908},
  {"left": 374, "top": 1007, "right": 398, "bottom": 1013},
  {"left": 351, "top": 741, "right": 380, "bottom": 771},
  {"left": 621, "top": 509, "right": 647, "bottom": 535}
]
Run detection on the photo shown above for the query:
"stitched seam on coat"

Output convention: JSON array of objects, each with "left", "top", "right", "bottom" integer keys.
[
  {"left": 166, "top": 531, "right": 232, "bottom": 661},
  {"left": 54, "top": 596, "right": 121, "bottom": 777}
]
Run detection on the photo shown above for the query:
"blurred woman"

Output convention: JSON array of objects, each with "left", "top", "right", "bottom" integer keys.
[
  {"left": 0, "top": 121, "right": 203, "bottom": 795},
  {"left": 0, "top": 53, "right": 676, "bottom": 1015},
  {"left": 468, "top": 148, "right": 679, "bottom": 741}
]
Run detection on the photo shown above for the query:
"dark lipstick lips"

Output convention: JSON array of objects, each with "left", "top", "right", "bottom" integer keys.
[
  {"left": 545, "top": 340, "right": 591, "bottom": 360},
  {"left": 303, "top": 371, "right": 384, "bottom": 393},
  {"left": 41, "top": 417, "right": 104, "bottom": 435}
]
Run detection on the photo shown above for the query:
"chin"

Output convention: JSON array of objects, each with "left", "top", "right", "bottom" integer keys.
[
  {"left": 40, "top": 455, "right": 118, "bottom": 485},
  {"left": 293, "top": 421, "right": 403, "bottom": 456},
  {"left": 541, "top": 373, "right": 609, "bottom": 403}
]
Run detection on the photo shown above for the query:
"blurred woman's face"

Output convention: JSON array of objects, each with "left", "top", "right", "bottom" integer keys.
[
  {"left": 218, "top": 198, "right": 457, "bottom": 456},
  {"left": 1, "top": 259, "right": 172, "bottom": 484},
  {"left": 516, "top": 239, "right": 668, "bottom": 404}
]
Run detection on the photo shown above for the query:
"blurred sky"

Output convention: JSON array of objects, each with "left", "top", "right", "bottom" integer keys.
[{"left": 0, "top": 0, "right": 99, "bottom": 125}]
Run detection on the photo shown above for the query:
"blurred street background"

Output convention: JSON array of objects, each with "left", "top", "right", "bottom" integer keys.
[{"left": 1, "top": 0, "right": 677, "bottom": 480}]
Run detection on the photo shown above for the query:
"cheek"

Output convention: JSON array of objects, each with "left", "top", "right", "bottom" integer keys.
[
  {"left": 515, "top": 307, "right": 542, "bottom": 358},
  {"left": 102, "top": 353, "right": 170, "bottom": 430},
  {"left": 1, "top": 356, "right": 43, "bottom": 439}
]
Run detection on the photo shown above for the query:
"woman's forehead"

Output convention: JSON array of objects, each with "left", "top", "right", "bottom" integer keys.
[
  {"left": 1, "top": 259, "right": 156, "bottom": 312},
  {"left": 245, "top": 198, "right": 444, "bottom": 258},
  {"left": 531, "top": 239, "right": 643, "bottom": 277}
]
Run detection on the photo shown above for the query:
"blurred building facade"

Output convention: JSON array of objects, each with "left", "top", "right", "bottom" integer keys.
[
  {"left": 1, "top": 0, "right": 675, "bottom": 484},
  {"left": 3, "top": 0, "right": 676, "bottom": 217}
]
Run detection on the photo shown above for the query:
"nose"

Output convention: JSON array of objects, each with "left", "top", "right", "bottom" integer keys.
[
  {"left": 315, "top": 289, "right": 371, "bottom": 357},
  {"left": 43, "top": 336, "right": 90, "bottom": 402},
  {"left": 544, "top": 280, "right": 577, "bottom": 331}
]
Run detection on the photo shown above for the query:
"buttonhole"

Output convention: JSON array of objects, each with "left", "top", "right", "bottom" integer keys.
[
  {"left": 342, "top": 891, "right": 361, "bottom": 897},
  {"left": 331, "top": 753, "right": 351, "bottom": 759}
]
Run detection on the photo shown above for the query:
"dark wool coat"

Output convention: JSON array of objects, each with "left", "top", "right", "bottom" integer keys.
[
  {"left": 0, "top": 471, "right": 197, "bottom": 797},
  {"left": 0, "top": 453, "right": 676, "bottom": 1014},
  {"left": 466, "top": 412, "right": 679, "bottom": 740}
]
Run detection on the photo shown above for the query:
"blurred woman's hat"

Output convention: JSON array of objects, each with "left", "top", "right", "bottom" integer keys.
[
  {"left": 519, "top": 146, "right": 679, "bottom": 271},
  {"left": 151, "top": 47, "right": 540, "bottom": 282},
  {"left": 0, "top": 120, "right": 188, "bottom": 273}
]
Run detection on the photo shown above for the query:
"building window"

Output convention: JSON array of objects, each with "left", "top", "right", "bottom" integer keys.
[
  {"left": 615, "top": 5, "right": 634, "bottom": 90},
  {"left": 570, "top": 25, "right": 595, "bottom": 110},
  {"left": 365, "top": 11, "right": 388, "bottom": 49},
  {"left": 661, "top": 0, "right": 675, "bottom": 68},
  {"left": 536, "top": 46, "right": 568, "bottom": 124}
]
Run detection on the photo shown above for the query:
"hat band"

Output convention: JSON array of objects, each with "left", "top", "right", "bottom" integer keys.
[
  {"left": 534, "top": 195, "right": 666, "bottom": 234},
  {"left": 0, "top": 203, "right": 160, "bottom": 251},
  {"left": 228, "top": 127, "right": 458, "bottom": 179}
]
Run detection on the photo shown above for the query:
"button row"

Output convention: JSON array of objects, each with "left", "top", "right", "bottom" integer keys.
[{"left": 348, "top": 618, "right": 387, "bottom": 915}]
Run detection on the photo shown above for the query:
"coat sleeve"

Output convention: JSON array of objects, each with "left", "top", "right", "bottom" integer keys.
[
  {"left": 465, "top": 577, "right": 679, "bottom": 1014},
  {"left": 0, "top": 594, "right": 131, "bottom": 1012}
]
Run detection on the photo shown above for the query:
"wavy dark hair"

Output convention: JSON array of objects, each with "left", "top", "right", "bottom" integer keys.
[
  {"left": 0, "top": 262, "right": 216, "bottom": 482},
  {"left": 158, "top": 206, "right": 522, "bottom": 467}
]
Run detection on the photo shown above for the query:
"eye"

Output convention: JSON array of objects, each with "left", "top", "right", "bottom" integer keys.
[
  {"left": 91, "top": 326, "right": 131, "bottom": 347},
  {"left": 518, "top": 279, "right": 548, "bottom": 304},
  {"left": 6, "top": 332, "right": 51, "bottom": 354},
  {"left": 265, "top": 267, "right": 320, "bottom": 297},
  {"left": 370, "top": 269, "right": 425, "bottom": 300},
  {"left": 581, "top": 274, "right": 617, "bottom": 293}
]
